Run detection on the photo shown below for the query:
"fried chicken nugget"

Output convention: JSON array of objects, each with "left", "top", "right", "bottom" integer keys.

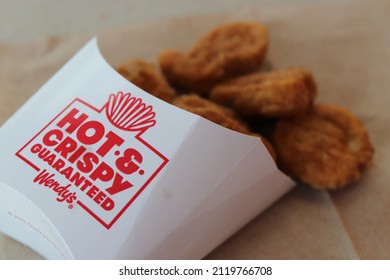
[
  {"left": 172, "top": 94, "right": 251, "bottom": 134},
  {"left": 210, "top": 68, "right": 317, "bottom": 117},
  {"left": 159, "top": 21, "right": 269, "bottom": 93},
  {"left": 116, "top": 59, "right": 176, "bottom": 102},
  {"left": 172, "top": 94, "right": 276, "bottom": 160},
  {"left": 274, "top": 104, "right": 374, "bottom": 189}
]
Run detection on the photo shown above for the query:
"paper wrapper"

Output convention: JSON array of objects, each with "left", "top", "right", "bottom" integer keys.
[
  {"left": 0, "top": 39, "right": 294, "bottom": 259},
  {"left": 0, "top": 0, "right": 389, "bottom": 259}
]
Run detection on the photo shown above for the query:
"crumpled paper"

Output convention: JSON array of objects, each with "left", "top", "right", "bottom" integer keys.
[{"left": 0, "top": 0, "right": 389, "bottom": 259}]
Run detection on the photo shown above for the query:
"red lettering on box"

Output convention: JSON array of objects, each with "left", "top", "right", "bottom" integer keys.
[{"left": 16, "top": 92, "right": 169, "bottom": 229}]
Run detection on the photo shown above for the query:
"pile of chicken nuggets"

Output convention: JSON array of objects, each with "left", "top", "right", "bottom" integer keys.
[{"left": 116, "top": 21, "right": 374, "bottom": 190}]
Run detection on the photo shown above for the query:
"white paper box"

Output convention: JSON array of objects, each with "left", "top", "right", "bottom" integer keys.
[{"left": 0, "top": 39, "right": 294, "bottom": 259}]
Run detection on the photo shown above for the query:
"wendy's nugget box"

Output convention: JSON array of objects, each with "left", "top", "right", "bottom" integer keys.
[{"left": 0, "top": 39, "right": 294, "bottom": 259}]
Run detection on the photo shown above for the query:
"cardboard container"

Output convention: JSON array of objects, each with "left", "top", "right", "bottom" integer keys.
[{"left": 0, "top": 39, "right": 294, "bottom": 259}]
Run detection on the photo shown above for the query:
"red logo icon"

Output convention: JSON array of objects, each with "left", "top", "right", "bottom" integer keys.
[{"left": 16, "top": 92, "right": 169, "bottom": 229}]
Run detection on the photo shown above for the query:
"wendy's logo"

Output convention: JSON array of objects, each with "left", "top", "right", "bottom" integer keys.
[{"left": 16, "top": 92, "right": 169, "bottom": 229}]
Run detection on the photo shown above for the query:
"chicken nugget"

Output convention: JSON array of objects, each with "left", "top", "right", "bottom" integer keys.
[
  {"left": 210, "top": 68, "right": 317, "bottom": 117},
  {"left": 172, "top": 94, "right": 250, "bottom": 134},
  {"left": 116, "top": 59, "right": 176, "bottom": 102},
  {"left": 172, "top": 93, "right": 237, "bottom": 118},
  {"left": 172, "top": 94, "right": 277, "bottom": 160},
  {"left": 159, "top": 21, "right": 269, "bottom": 93},
  {"left": 273, "top": 104, "right": 374, "bottom": 189}
]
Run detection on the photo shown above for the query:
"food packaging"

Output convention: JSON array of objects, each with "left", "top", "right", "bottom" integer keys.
[{"left": 0, "top": 39, "right": 294, "bottom": 259}]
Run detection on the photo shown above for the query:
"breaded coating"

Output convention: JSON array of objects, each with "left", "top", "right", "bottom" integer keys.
[
  {"left": 116, "top": 59, "right": 176, "bottom": 102},
  {"left": 172, "top": 94, "right": 276, "bottom": 160},
  {"left": 273, "top": 104, "right": 374, "bottom": 189},
  {"left": 172, "top": 94, "right": 251, "bottom": 134},
  {"left": 210, "top": 68, "right": 317, "bottom": 117},
  {"left": 173, "top": 93, "right": 237, "bottom": 118},
  {"left": 159, "top": 21, "right": 269, "bottom": 93}
]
